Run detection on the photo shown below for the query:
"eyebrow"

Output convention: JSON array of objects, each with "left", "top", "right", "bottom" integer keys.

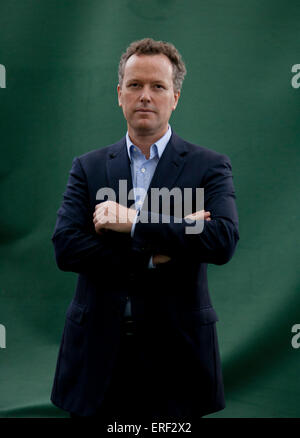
[{"left": 125, "top": 79, "right": 167, "bottom": 85}]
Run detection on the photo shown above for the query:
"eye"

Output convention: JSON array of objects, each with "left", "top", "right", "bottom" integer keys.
[
  {"left": 155, "top": 84, "right": 164, "bottom": 89},
  {"left": 129, "top": 83, "right": 139, "bottom": 88}
]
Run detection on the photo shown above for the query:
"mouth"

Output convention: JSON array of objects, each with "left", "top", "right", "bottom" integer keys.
[{"left": 135, "top": 109, "right": 155, "bottom": 113}]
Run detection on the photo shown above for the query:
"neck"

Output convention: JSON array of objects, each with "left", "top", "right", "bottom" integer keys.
[{"left": 128, "top": 126, "right": 168, "bottom": 159}]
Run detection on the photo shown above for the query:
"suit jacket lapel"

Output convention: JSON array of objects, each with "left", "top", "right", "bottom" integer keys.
[
  {"left": 147, "top": 131, "right": 188, "bottom": 193},
  {"left": 106, "top": 137, "right": 134, "bottom": 208},
  {"left": 106, "top": 132, "right": 189, "bottom": 210}
]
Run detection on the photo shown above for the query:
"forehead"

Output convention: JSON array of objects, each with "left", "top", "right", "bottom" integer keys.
[{"left": 123, "top": 54, "right": 173, "bottom": 82}]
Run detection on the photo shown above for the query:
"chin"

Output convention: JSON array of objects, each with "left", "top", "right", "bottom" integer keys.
[{"left": 134, "top": 121, "right": 156, "bottom": 133}]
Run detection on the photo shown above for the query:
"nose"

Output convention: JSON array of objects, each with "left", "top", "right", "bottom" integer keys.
[{"left": 140, "top": 86, "right": 151, "bottom": 103}]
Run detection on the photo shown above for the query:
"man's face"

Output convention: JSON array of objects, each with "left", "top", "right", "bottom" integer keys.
[{"left": 117, "top": 54, "right": 180, "bottom": 138}]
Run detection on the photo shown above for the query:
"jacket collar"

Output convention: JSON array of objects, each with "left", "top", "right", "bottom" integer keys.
[{"left": 106, "top": 131, "right": 189, "bottom": 208}]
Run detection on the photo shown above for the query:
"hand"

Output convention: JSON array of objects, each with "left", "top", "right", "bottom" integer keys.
[
  {"left": 152, "top": 254, "right": 172, "bottom": 266},
  {"left": 184, "top": 209, "right": 211, "bottom": 222},
  {"left": 93, "top": 201, "right": 136, "bottom": 234}
]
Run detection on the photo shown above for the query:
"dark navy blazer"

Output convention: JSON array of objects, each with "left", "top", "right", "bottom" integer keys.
[{"left": 50, "top": 131, "right": 239, "bottom": 417}]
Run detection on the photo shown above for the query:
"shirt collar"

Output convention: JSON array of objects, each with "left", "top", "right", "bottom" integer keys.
[{"left": 126, "top": 125, "right": 172, "bottom": 162}]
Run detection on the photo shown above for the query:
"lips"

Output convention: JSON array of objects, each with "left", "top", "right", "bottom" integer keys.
[{"left": 135, "top": 108, "right": 155, "bottom": 113}]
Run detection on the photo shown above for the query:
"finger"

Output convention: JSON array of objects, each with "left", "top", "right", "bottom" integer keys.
[
  {"left": 93, "top": 210, "right": 101, "bottom": 224},
  {"left": 99, "top": 204, "right": 111, "bottom": 217},
  {"left": 94, "top": 210, "right": 104, "bottom": 225},
  {"left": 97, "top": 205, "right": 105, "bottom": 215},
  {"left": 96, "top": 201, "right": 110, "bottom": 212},
  {"left": 95, "top": 202, "right": 105, "bottom": 210},
  {"left": 99, "top": 210, "right": 112, "bottom": 224},
  {"left": 95, "top": 209, "right": 103, "bottom": 221}
]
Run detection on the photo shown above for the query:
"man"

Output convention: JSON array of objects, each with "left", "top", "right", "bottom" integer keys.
[{"left": 50, "top": 38, "right": 239, "bottom": 422}]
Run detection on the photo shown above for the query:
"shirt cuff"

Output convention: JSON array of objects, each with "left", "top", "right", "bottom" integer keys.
[{"left": 148, "top": 256, "right": 156, "bottom": 269}]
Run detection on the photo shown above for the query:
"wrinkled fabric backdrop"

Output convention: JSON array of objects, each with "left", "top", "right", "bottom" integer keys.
[{"left": 0, "top": 0, "right": 299, "bottom": 418}]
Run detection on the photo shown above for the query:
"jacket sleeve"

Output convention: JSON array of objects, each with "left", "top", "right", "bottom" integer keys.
[
  {"left": 131, "top": 154, "right": 239, "bottom": 265},
  {"left": 52, "top": 157, "right": 150, "bottom": 274}
]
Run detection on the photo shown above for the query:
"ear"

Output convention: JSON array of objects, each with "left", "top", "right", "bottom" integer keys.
[
  {"left": 172, "top": 90, "right": 180, "bottom": 110},
  {"left": 117, "top": 84, "right": 122, "bottom": 107}
]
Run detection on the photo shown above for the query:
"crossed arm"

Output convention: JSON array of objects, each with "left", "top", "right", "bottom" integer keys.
[
  {"left": 92, "top": 201, "right": 211, "bottom": 265},
  {"left": 52, "top": 154, "right": 239, "bottom": 274}
]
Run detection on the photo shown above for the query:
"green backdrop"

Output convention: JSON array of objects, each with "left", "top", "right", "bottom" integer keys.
[{"left": 0, "top": 0, "right": 299, "bottom": 418}]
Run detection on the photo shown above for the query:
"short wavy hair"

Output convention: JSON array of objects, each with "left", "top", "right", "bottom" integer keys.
[{"left": 118, "top": 38, "right": 187, "bottom": 92}]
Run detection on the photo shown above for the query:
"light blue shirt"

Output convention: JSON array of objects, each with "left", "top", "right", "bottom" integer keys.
[{"left": 124, "top": 125, "right": 172, "bottom": 317}]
